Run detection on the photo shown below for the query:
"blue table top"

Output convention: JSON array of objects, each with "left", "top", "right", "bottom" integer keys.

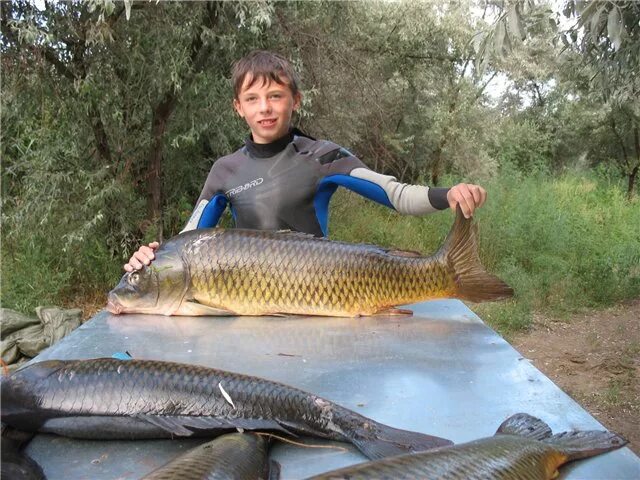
[{"left": 25, "top": 300, "right": 639, "bottom": 479}]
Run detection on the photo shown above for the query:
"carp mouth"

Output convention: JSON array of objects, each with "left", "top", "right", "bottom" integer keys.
[{"left": 106, "top": 298, "right": 123, "bottom": 315}]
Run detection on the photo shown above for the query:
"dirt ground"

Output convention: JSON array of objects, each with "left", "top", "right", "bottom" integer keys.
[{"left": 510, "top": 298, "right": 640, "bottom": 456}]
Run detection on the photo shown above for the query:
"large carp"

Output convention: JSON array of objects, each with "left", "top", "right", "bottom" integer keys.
[
  {"left": 107, "top": 208, "right": 512, "bottom": 316},
  {"left": 306, "top": 413, "right": 627, "bottom": 479},
  {"left": 140, "top": 432, "right": 277, "bottom": 480},
  {"left": 0, "top": 358, "right": 452, "bottom": 460}
]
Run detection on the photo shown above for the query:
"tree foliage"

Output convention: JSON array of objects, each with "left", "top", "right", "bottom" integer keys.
[{"left": 1, "top": 0, "right": 637, "bottom": 313}]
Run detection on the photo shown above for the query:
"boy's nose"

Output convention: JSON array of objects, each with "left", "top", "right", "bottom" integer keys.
[{"left": 259, "top": 98, "right": 271, "bottom": 113}]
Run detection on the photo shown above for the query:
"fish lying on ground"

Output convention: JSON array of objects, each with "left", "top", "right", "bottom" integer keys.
[
  {"left": 107, "top": 207, "right": 513, "bottom": 317},
  {"left": 306, "top": 413, "right": 627, "bottom": 479},
  {"left": 140, "top": 432, "right": 278, "bottom": 480},
  {"left": 0, "top": 358, "right": 452, "bottom": 460}
]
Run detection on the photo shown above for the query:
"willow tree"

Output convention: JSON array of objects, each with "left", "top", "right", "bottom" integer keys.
[{"left": 1, "top": 0, "right": 274, "bottom": 310}]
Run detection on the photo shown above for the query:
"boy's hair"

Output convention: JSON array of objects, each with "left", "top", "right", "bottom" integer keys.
[{"left": 231, "top": 50, "right": 300, "bottom": 99}]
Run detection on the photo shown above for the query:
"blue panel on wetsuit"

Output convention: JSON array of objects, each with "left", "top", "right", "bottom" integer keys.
[
  {"left": 315, "top": 175, "right": 395, "bottom": 236},
  {"left": 197, "top": 194, "right": 228, "bottom": 229},
  {"left": 314, "top": 182, "right": 339, "bottom": 237}
]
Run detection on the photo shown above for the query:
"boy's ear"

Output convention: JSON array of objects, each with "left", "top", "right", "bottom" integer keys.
[
  {"left": 233, "top": 98, "right": 244, "bottom": 118},
  {"left": 293, "top": 92, "right": 302, "bottom": 111}
]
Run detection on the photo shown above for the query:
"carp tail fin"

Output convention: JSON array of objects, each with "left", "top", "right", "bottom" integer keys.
[{"left": 439, "top": 207, "right": 513, "bottom": 302}]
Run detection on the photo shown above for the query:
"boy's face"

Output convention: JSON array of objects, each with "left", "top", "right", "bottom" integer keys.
[{"left": 233, "top": 74, "right": 301, "bottom": 144}]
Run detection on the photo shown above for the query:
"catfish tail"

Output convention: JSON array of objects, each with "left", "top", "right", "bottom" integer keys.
[
  {"left": 349, "top": 422, "right": 453, "bottom": 460},
  {"left": 543, "top": 430, "right": 628, "bottom": 461},
  {"left": 438, "top": 207, "right": 513, "bottom": 302}
]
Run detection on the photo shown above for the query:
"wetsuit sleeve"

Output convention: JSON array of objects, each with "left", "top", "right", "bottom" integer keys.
[
  {"left": 317, "top": 146, "right": 450, "bottom": 215},
  {"left": 349, "top": 168, "right": 450, "bottom": 214},
  {"left": 181, "top": 162, "right": 229, "bottom": 232}
]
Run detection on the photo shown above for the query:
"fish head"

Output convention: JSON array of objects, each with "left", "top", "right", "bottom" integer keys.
[{"left": 107, "top": 250, "right": 187, "bottom": 315}]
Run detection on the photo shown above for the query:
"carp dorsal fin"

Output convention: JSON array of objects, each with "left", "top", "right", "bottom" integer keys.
[
  {"left": 385, "top": 248, "right": 423, "bottom": 258},
  {"left": 495, "top": 413, "right": 552, "bottom": 440},
  {"left": 274, "top": 230, "right": 318, "bottom": 240}
]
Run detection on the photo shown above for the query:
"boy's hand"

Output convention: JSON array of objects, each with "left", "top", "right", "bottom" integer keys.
[
  {"left": 124, "top": 242, "right": 160, "bottom": 272},
  {"left": 447, "top": 183, "right": 487, "bottom": 219}
]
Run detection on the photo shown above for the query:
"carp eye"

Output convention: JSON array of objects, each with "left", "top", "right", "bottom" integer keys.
[{"left": 129, "top": 272, "right": 140, "bottom": 286}]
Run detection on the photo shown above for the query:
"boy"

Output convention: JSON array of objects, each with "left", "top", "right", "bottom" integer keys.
[{"left": 125, "top": 50, "right": 486, "bottom": 272}]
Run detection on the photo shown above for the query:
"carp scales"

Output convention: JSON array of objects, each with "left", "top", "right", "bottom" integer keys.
[
  {"left": 140, "top": 432, "right": 277, "bottom": 480},
  {"left": 0, "top": 358, "right": 452, "bottom": 460},
  {"left": 107, "top": 208, "right": 513, "bottom": 317},
  {"left": 306, "top": 413, "right": 627, "bottom": 480}
]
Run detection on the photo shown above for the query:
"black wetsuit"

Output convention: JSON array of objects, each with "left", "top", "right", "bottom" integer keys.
[{"left": 183, "top": 129, "right": 450, "bottom": 236}]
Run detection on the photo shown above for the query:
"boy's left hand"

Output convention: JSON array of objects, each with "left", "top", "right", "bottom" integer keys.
[{"left": 447, "top": 183, "right": 487, "bottom": 219}]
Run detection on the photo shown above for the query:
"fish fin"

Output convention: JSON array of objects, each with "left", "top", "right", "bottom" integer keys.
[
  {"left": 267, "top": 460, "right": 281, "bottom": 480},
  {"left": 0, "top": 432, "right": 45, "bottom": 480},
  {"left": 543, "top": 430, "right": 627, "bottom": 461},
  {"left": 439, "top": 206, "right": 514, "bottom": 302},
  {"left": 274, "top": 230, "right": 317, "bottom": 239},
  {"left": 370, "top": 307, "right": 413, "bottom": 317},
  {"left": 495, "top": 413, "right": 552, "bottom": 440},
  {"left": 135, "top": 415, "right": 232, "bottom": 436},
  {"left": 1, "top": 425, "right": 36, "bottom": 449},
  {"left": 173, "top": 301, "right": 236, "bottom": 316},
  {"left": 386, "top": 249, "right": 423, "bottom": 258},
  {"left": 136, "top": 415, "right": 299, "bottom": 438},
  {"left": 350, "top": 424, "right": 453, "bottom": 460}
]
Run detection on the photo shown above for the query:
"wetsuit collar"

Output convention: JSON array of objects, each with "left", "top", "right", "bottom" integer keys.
[{"left": 244, "top": 128, "right": 313, "bottom": 158}]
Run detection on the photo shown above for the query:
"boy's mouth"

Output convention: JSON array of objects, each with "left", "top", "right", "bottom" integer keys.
[{"left": 258, "top": 118, "right": 277, "bottom": 127}]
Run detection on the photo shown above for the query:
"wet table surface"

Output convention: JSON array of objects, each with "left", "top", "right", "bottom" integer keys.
[{"left": 25, "top": 300, "right": 639, "bottom": 479}]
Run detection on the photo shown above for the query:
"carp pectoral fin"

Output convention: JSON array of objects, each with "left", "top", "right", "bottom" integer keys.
[
  {"left": 173, "top": 301, "right": 235, "bottom": 317},
  {"left": 370, "top": 307, "right": 414, "bottom": 317}
]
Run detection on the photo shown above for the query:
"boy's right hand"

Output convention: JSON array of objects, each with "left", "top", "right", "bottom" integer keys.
[{"left": 124, "top": 242, "right": 160, "bottom": 272}]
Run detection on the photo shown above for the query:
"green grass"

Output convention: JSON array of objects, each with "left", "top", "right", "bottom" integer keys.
[{"left": 330, "top": 170, "right": 640, "bottom": 334}]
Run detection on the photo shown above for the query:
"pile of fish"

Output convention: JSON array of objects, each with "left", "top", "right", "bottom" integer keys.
[
  {"left": 0, "top": 358, "right": 628, "bottom": 479},
  {"left": 0, "top": 213, "right": 628, "bottom": 478},
  {"left": 107, "top": 208, "right": 513, "bottom": 317}
]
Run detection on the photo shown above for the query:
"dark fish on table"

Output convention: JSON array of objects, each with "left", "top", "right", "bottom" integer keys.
[
  {"left": 107, "top": 207, "right": 512, "bottom": 317},
  {"left": 140, "top": 432, "right": 277, "bottom": 480},
  {"left": 306, "top": 413, "right": 627, "bottom": 479},
  {"left": 0, "top": 358, "right": 452, "bottom": 460},
  {"left": 1, "top": 424, "right": 45, "bottom": 480}
]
